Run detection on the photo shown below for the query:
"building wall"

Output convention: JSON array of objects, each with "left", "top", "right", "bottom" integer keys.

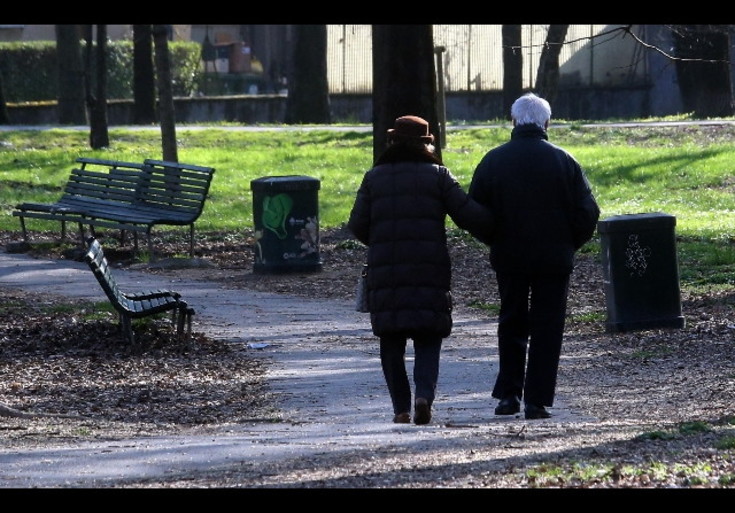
[
  {"left": 0, "top": 24, "right": 188, "bottom": 41},
  {"left": 6, "top": 86, "right": 656, "bottom": 126},
  {"left": 0, "top": 24, "right": 701, "bottom": 118},
  {"left": 0, "top": 24, "right": 133, "bottom": 41}
]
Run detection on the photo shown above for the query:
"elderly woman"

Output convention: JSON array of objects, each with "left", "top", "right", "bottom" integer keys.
[{"left": 348, "top": 115, "right": 493, "bottom": 425}]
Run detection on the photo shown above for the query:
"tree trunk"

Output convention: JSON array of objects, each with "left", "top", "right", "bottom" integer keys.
[
  {"left": 152, "top": 24, "right": 177, "bottom": 162},
  {"left": 133, "top": 24, "right": 157, "bottom": 125},
  {"left": 502, "top": 25, "right": 523, "bottom": 120},
  {"left": 0, "top": 72, "right": 9, "bottom": 124},
  {"left": 55, "top": 25, "right": 87, "bottom": 125},
  {"left": 371, "top": 25, "right": 439, "bottom": 163},
  {"left": 534, "top": 24, "right": 569, "bottom": 106},
  {"left": 87, "top": 25, "right": 109, "bottom": 150},
  {"left": 672, "top": 25, "right": 734, "bottom": 117},
  {"left": 284, "top": 25, "right": 331, "bottom": 124}
]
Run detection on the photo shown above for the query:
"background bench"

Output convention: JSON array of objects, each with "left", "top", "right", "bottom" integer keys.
[
  {"left": 13, "top": 158, "right": 143, "bottom": 244},
  {"left": 13, "top": 157, "right": 216, "bottom": 258},
  {"left": 83, "top": 236, "right": 195, "bottom": 345}
]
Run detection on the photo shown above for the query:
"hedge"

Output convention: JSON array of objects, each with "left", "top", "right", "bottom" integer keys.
[{"left": 0, "top": 40, "right": 202, "bottom": 103}]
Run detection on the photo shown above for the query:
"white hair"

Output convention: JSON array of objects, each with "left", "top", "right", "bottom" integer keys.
[{"left": 511, "top": 93, "right": 551, "bottom": 129}]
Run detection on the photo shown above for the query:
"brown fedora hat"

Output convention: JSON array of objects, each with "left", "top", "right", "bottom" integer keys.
[{"left": 387, "top": 115, "right": 434, "bottom": 143}]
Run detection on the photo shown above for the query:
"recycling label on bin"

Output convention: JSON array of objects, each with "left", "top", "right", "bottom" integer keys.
[{"left": 262, "top": 193, "right": 293, "bottom": 240}]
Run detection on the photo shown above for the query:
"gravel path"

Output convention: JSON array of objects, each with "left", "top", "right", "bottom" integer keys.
[
  {"left": 0, "top": 249, "right": 599, "bottom": 488},
  {"left": 1, "top": 234, "right": 734, "bottom": 488}
]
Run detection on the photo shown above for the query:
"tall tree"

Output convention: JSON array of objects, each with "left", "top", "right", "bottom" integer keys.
[
  {"left": 284, "top": 25, "right": 331, "bottom": 124},
  {"left": 502, "top": 25, "right": 523, "bottom": 120},
  {"left": 55, "top": 25, "right": 87, "bottom": 125},
  {"left": 152, "top": 24, "right": 177, "bottom": 162},
  {"left": 84, "top": 25, "right": 109, "bottom": 149},
  {"left": 534, "top": 24, "right": 569, "bottom": 105},
  {"left": 371, "top": 25, "right": 439, "bottom": 162},
  {"left": 0, "top": 71, "right": 9, "bottom": 124},
  {"left": 672, "top": 24, "right": 734, "bottom": 117},
  {"left": 133, "top": 24, "right": 156, "bottom": 124}
]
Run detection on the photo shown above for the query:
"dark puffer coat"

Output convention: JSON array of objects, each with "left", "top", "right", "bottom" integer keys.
[
  {"left": 348, "top": 158, "right": 493, "bottom": 339},
  {"left": 468, "top": 124, "right": 600, "bottom": 275}
]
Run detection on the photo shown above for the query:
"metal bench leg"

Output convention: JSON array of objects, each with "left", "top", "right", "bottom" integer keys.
[
  {"left": 176, "top": 302, "right": 188, "bottom": 340},
  {"left": 189, "top": 225, "right": 195, "bottom": 257},
  {"left": 19, "top": 217, "right": 28, "bottom": 243},
  {"left": 148, "top": 231, "right": 157, "bottom": 262},
  {"left": 182, "top": 307, "right": 195, "bottom": 348},
  {"left": 120, "top": 313, "right": 135, "bottom": 345},
  {"left": 175, "top": 305, "right": 194, "bottom": 345},
  {"left": 186, "top": 308, "right": 194, "bottom": 340},
  {"left": 77, "top": 222, "right": 86, "bottom": 247},
  {"left": 83, "top": 224, "right": 98, "bottom": 246}
]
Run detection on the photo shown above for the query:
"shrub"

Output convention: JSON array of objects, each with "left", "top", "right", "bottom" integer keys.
[{"left": 0, "top": 40, "right": 202, "bottom": 102}]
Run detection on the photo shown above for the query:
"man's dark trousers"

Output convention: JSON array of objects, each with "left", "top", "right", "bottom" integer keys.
[{"left": 492, "top": 271, "right": 570, "bottom": 407}]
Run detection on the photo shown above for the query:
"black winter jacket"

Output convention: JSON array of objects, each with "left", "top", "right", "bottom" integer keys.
[
  {"left": 468, "top": 124, "right": 600, "bottom": 275},
  {"left": 348, "top": 160, "right": 493, "bottom": 338}
]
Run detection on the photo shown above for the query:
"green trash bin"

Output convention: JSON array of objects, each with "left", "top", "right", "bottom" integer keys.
[
  {"left": 250, "top": 175, "right": 322, "bottom": 274},
  {"left": 598, "top": 212, "right": 685, "bottom": 333}
]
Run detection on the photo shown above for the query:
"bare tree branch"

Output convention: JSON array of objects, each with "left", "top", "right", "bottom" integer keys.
[
  {"left": 503, "top": 24, "right": 730, "bottom": 65},
  {"left": 625, "top": 25, "right": 729, "bottom": 64}
]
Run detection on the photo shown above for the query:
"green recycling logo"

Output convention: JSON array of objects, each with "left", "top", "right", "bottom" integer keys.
[{"left": 261, "top": 193, "right": 293, "bottom": 239}]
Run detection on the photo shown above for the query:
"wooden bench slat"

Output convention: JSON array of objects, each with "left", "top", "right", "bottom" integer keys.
[{"left": 76, "top": 157, "right": 146, "bottom": 171}]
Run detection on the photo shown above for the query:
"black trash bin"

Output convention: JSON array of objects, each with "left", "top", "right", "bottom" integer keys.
[
  {"left": 250, "top": 175, "right": 322, "bottom": 274},
  {"left": 598, "top": 212, "right": 685, "bottom": 333}
]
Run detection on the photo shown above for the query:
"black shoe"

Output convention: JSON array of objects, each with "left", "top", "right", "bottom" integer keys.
[
  {"left": 524, "top": 403, "right": 551, "bottom": 419},
  {"left": 494, "top": 396, "right": 521, "bottom": 415},
  {"left": 414, "top": 398, "right": 431, "bottom": 425}
]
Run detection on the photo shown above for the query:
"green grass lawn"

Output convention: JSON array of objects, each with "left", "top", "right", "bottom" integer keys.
[{"left": 1, "top": 123, "right": 734, "bottom": 294}]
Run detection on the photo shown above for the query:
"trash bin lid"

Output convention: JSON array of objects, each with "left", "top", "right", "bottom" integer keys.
[
  {"left": 250, "top": 175, "right": 321, "bottom": 192},
  {"left": 597, "top": 212, "right": 676, "bottom": 233}
]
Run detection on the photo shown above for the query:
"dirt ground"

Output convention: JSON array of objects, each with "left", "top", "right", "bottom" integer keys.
[{"left": 1, "top": 227, "right": 734, "bottom": 488}]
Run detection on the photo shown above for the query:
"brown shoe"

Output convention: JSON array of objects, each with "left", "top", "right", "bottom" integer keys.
[
  {"left": 413, "top": 398, "right": 431, "bottom": 425},
  {"left": 393, "top": 412, "right": 411, "bottom": 424}
]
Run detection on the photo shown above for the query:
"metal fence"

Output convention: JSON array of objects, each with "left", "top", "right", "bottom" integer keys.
[{"left": 327, "top": 25, "right": 643, "bottom": 94}]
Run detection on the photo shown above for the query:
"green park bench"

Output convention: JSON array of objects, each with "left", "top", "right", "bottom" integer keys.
[
  {"left": 83, "top": 236, "right": 195, "bottom": 345},
  {"left": 13, "top": 157, "right": 216, "bottom": 259}
]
